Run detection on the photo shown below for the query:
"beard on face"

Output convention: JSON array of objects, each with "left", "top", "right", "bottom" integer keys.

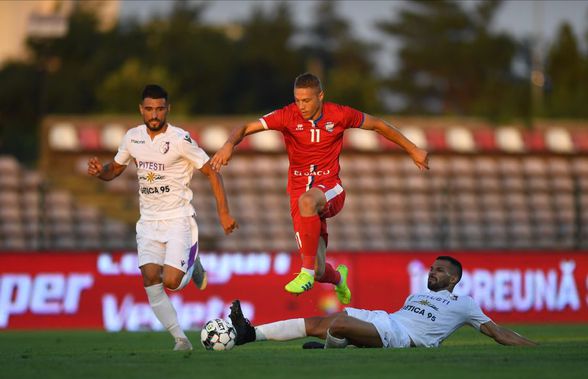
[
  {"left": 146, "top": 118, "right": 165, "bottom": 131},
  {"left": 427, "top": 276, "right": 447, "bottom": 291}
]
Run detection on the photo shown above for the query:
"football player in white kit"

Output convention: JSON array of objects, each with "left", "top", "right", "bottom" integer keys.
[
  {"left": 87, "top": 84, "right": 238, "bottom": 351},
  {"left": 228, "top": 256, "right": 537, "bottom": 349}
]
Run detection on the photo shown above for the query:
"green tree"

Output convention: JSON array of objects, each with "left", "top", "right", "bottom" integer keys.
[
  {"left": 0, "top": 63, "right": 41, "bottom": 163},
  {"left": 543, "top": 22, "right": 587, "bottom": 118},
  {"left": 227, "top": 2, "right": 304, "bottom": 113},
  {"left": 141, "top": 1, "right": 236, "bottom": 114},
  {"left": 303, "top": 0, "right": 381, "bottom": 112},
  {"left": 378, "top": 0, "right": 522, "bottom": 121}
]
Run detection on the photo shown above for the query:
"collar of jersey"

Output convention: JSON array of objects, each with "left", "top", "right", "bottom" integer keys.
[
  {"left": 429, "top": 289, "right": 452, "bottom": 297},
  {"left": 308, "top": 112, "right": 323, "bottom": 127},
  {"left": 143, "top": 123, "right": 170, "bottom": 141}
]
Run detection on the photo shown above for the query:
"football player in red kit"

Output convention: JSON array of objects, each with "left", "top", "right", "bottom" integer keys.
[{"left": 210, "top": 73, "right": 429, "bottom": 303}]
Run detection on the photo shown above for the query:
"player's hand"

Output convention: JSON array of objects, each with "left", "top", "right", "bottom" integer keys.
[
  {"left": 219, "top": 213, "right": 238, "bottom": 235},
  {"left": 210, "top": 143, "right": 234, "bottom": 173},
  {"left": 409, "top": 147, "right": 429, "bottom": 171},
  {"left": 87, "top": 156, "right": 103, "bottom": 177}
]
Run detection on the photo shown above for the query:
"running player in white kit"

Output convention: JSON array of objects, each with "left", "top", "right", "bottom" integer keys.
[
  {"left": 87, "top": 84, "right": 238, "bottom": 351},
  {"left": 228, "top": 256, "right": 537, "bottom": 348}
]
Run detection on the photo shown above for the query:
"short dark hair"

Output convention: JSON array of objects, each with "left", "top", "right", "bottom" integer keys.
[
  {"left": 294, "top": 73, "right": 322, "bottom": 91},
  {"left": 436, "top": 256, "right": 463, "bottom": 282},
  {"left": 142, "top": 84, "right": 168, "bottom": 101}
]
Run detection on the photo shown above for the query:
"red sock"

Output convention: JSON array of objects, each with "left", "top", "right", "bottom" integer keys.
[
  {"left": 316, "top": 263, "right": 341, "bottom": 285},
  {"left": 299, "top": 215, "right": 321, "bottom": 270}
]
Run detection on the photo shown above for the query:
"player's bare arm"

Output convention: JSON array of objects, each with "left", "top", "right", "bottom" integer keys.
[
  {"left": 200, "top": 161, "right": 238, "bottom": 235},
  {"left": 87, "top": 156, "right": 126, "bottom": 181},
  {"left": 210, "top": 121, "right": 266, "bottom": 172},
  {"left": 360, "top": 114, "right": 430, "bottom": 171},
  {"left": 480, "top": 321, "right": 537, "bottom": 346}
]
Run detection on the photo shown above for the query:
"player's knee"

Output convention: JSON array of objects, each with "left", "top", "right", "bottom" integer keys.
[
  {"left": 298, "top": 194, "right": 318, "bottom": 215},
  {"left": 305, "top": 317, "right": 325, "bottom": 337},
  {"left": 329, "top": 315, "right": 352, "bottom": 336},
  {"left": 163, "top": 276, "right": 183, "bottom": 291}
]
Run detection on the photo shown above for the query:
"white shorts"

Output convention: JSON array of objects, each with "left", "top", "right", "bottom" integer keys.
[
  {"left": 136, "top": 216, "right": 199, "bottom": 273},
  {"left": 345, "top": 307, "right": 412, "bottom": 348}
]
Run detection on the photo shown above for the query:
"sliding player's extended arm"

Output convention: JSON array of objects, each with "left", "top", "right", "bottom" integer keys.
[
  {"left": 480, "top": 321, "right": 537, "bottom": 346},
  {"left": 87, "top": 156, "right": 126, "bottom": 181},
  {"left": 360, "top": 115, "right": 429, "bottom": 171},
  {"left": 210, "top": 121, "right": 266, "bottom": 172},
  {"left": 200, "top": 161, "right": 238, "bottom": 235}
]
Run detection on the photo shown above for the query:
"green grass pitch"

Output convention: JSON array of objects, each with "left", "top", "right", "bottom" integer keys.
[{"left": 1, "top": 325, "right": 587, "bottom": 379}]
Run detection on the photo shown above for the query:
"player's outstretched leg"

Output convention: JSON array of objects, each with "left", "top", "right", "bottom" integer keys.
[
  {"left": 284, "top": 271, "right": 314, "bottom": 294},
  {"left": 173, "top": 337, "right": 193, "bottom": 351},
  {"left": 229, "top": 300, "right": 256, "bottom": 345},
  {"left": 192, "top": 255, "right": 207, "bottom": 290},
  {"left": 334, "top": 264, "right": 351, "bottom": 304}
]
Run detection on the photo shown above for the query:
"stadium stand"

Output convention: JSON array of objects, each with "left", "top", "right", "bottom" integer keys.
[{"left": 1, "top": 118, "right": 587, "bottom": 251}]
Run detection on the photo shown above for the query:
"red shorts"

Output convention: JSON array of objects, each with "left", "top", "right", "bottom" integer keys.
[{"left": 290, "top": 183, "right": 346, "bottom": 247}]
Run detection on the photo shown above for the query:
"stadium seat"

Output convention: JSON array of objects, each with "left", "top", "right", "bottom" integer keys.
[
  {"left": 496, "top": 127, "right": 525, "bottom": 152},
  {"left": 545, "top": 127, "right": 574, "bottom": 153},
  {"left": 446, "top": 127, "right": 476, "bottom": 152}
]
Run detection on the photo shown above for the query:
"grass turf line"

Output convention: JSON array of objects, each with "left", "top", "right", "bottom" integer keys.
[{"left": 1, "top": 325, "right": 587, "bottom": 379}]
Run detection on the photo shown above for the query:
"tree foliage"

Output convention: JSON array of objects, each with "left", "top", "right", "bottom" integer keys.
[
  {"left": 1, "top": 0, "right": 587, "bottom": 163},
  {"left": 543, "top": 23, "right": 588, "bottom": 118}
]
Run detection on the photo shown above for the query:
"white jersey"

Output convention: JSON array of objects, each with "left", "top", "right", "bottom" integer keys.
[
  {"left": 390, "top": 290, "right": 491, "bottom": 348},
  {"left": 114, "top": 124, "right": 209, "bottom": 220}
]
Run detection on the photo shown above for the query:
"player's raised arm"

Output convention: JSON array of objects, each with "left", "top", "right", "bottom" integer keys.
[
  {"left": 479, "top": 321, "right": 537, "bottom": 346},
  {"left": 87, "top": 156, "right": 126, "bottom": 181},
  {"left": 200, "top": 161, "right": 238, "bottom": 235},
  {"left": 360, "top": 114, "right": 429, "bottom": 171},
  {"left": 210, "top": 120, "right": 266, "bottom": 172}
]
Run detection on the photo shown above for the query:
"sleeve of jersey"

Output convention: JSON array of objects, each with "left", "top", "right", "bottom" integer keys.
[
  {"left": 466, "top": 298, "right": 492, "bottom": 330},
  {"left": 259, "top": 108, "right": 286, "bottom": 132},
  {"left": 342, "top": 105, "right": 365, "bottom": 129},
  {"left": 114, "top": 133, "right": 131, "bottom": 166},
  {"left": 180, "top": 134, "right": 210, "bottom": 169}
]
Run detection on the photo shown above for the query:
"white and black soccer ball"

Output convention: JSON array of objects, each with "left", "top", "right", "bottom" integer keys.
[{"left": 200, "top": 318, "right": 236, "bottom": 351}]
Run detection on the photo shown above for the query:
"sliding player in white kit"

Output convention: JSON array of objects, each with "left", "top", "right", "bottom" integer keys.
[
  {"left": 87, "top": 84, "right": 237, "bottom": 351},
  {"left": 228, "top": 256, "right": 536, "bottom": 349}
]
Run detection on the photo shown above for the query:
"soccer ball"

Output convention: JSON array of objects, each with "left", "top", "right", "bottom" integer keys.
[{"left": 200, "top": 318, "right": 236, "bottom": 351}]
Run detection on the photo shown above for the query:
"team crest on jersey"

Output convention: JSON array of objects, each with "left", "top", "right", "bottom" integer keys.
[
  {"left": 296, "top": 124, "right": 304, "bottom": 131},
  {"left": 325, "top": 122, "right": 334, "bottom": 132},
  {"left": 160, "top": 141, "right": 170, "bottom": 154}
]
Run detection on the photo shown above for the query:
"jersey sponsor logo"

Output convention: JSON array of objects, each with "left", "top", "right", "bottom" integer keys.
[
  {"left": 325, "top": 122, "right": 334, "bottom": 132},
  {"left": 137, "top": 161, "right": 165, "bottom": 171},
  {"left": 160, "top": 141, "right": 170, "bottom": 154},
  {"left": 293, "top": 169, "right": 331, "bottom": 176},
  {"left": 131, "top": 139, "right": 145, "bottom": 144},
  {"left": 140, "top": 185, "right": 170, "bottom": 194},
  {"left": 401, "top": 304, "right": 437, "bottom": 322},
  {"left": 417, "top": 299, "right": 440, "bottom": 311},
  {"left": 139, "top": 171, "right": 165, "bottom": 183},
  {"left": 183, "top": 134, "right": 192, "bottom": 143}
]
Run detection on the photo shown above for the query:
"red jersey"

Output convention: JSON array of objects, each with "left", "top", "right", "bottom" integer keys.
[{"left": 260, "top": 102, "right": 364, "bottom": 195}]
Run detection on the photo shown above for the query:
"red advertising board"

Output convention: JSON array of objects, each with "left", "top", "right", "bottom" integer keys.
[{"left": 1, "top": 251, "right": 587, "bottom": 330}]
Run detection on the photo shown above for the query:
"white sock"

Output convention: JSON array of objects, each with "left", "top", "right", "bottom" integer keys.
[
  {"left": 255, "top": 318, "right": 306, "bottom": 341},
  {"left": 324, "top": 329, "right": 348, "bottom": 349},
  {"left": 145, "top": 283, "right": 186, "bottom": 339},
  {"left": 301, "top": 267, "right": 315, "bottom": 277}
]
